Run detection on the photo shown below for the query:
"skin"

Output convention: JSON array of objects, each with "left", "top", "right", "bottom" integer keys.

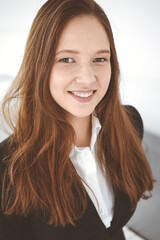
[{"left": 49, "top": 15, "right": 111, "bottom": 147}]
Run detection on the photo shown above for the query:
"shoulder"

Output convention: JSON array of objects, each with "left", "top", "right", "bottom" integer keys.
[
  {"left": 0, "top": 137, "right": 12, "bottom": 165},
  {"left": 0, "top": 137, "right": 13, "bottom": 195},
  {"left": 123, "top": 105, "right": 144, "bottom": 140}
]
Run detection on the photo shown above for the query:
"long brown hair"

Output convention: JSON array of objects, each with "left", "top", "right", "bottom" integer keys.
[{"left": 1, "top": 0, "right": 154, "bottom": 226}]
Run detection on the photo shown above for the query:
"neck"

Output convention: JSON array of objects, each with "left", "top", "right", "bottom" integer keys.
[{"left": 69, "top": 115, "right": 92, "bottom": 147}]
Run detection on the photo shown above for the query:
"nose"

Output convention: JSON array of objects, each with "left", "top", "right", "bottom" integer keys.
[{"left": 75, "top": 65, "right": 96, "bottom": 84}]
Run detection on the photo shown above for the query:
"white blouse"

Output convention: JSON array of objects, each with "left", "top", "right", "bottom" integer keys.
[{"left": 69, "top": 114, "right": 115, "bottom": 228}]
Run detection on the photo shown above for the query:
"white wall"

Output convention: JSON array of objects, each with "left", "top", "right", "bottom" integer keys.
[
  {"left": 0, "top": 0, "right": 45, "bottom": 76},
  {"left": 0, "top": 0, "right": 160, "bottom": 136}
]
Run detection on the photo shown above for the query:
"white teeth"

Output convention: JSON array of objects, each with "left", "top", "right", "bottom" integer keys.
[{"left": 71, "top": 91, "right": 93, "bottom": 98}]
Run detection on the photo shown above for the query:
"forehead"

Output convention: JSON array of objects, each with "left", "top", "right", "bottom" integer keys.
[{"left": 56, "top": 15, "right": 110, "bottom": 52}]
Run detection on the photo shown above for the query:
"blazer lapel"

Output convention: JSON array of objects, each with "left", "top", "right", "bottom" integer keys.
[
  {"left": 78, "top": 189, "right": 135, "bottom": 238},
  {"left": 110, "top": 189, "right": 136, "bottom": 231},
  {"left": 77, "top": 197, "right": 112, "bottom": 239}
]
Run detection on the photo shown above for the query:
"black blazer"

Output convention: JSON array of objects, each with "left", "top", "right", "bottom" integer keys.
[{"left": 0, "top": 105, "right": 143, "bottom": 240}]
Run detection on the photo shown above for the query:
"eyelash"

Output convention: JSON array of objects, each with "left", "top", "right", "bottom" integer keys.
[
  {"left": 58, "top": 58, "right": 74, "bottom": 63},
  {"left": 58, "top": 58, "right": 108, "bottom": 63},
  {"left": 93, "top": 58, "right": 108, "bottom": 63}
]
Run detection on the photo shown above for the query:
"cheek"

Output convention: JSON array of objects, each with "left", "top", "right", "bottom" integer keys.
[
  {"left": 48, "top": 70, "right": 61, "bottom": 100},
  {"left": 99, "top": 68, "right": 111, "bottom": 90},
  {"left": 49, "top": 69, "right": 64, "bottom": 95},
  {"left": 49, "top": 66, "right": 74, "bottom": 91}
]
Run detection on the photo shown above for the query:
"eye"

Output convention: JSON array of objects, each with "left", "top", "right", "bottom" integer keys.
[
  {"left": 93, "top": 58, "right": 107, "bottom": 63},
  {"left": 58, "top": 58, "right": 74, "bottom": 63}
]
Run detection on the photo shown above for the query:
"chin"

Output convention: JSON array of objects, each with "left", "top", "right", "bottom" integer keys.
[{"left": 68, "top": 110, "right": 94, "bottom": 119}]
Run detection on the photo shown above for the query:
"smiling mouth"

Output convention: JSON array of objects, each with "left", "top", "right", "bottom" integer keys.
[{"left": 68, "top": 90, "right": 97, "bottom": 98}]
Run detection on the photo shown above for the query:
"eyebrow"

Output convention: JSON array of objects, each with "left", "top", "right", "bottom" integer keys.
[{"left": 56, "top": 49, "right": 111, "bottom": 55}]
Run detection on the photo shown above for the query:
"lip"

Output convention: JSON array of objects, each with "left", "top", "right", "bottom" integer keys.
[
  {"left": 69, "top": 89, "right": 96, "bottom": 93},
  {"left": 68, "top": 90, "right": 97, "bottom": 103}
]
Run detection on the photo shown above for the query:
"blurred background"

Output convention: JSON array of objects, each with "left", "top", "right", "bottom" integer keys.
[{"left": 0, "top": 0, "right": 160, "bottom": 239}]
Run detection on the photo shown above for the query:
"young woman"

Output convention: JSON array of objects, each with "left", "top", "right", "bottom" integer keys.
[{"left": 0, "top": 0, "right": 154, "bottom": 239}]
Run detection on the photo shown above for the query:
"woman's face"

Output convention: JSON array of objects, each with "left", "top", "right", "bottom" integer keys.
[{"left": 49, "top": 15, "right": 111, "bottom": 120}]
